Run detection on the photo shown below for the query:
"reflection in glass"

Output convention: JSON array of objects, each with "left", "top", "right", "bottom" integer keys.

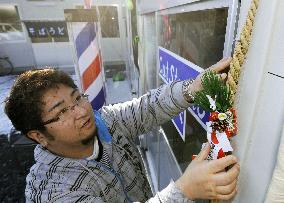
[
  {"left": 75, "top": 6, "right": 120, "bottom": 38},
  {"left": 0, "top": 6, "right": 25, "bottom": 42},
  {"left": 162, "top": 111, "right": 207, "bottom": 172},
  {"left": 158, "top": 8, "right": 228, "bottom": 172},
  {"left": 159, "top": 8, "right": 228, "bottom": 69},
  {"left": 99, "top": 6, "right": 120, "bottom": 38}
]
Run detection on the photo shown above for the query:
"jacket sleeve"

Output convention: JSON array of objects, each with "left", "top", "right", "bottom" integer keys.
[
  {"left": 144, "top": 181, "right": 194, "bottom": 203},
  {"left": 43, "top": 191, "right": 105, "bottom": 203},
  {"left": 40, "top": 183, "right": 193, "bottom": 203},
  {"left": 100, "top": 81, "right": 190, "bottom": 140}
]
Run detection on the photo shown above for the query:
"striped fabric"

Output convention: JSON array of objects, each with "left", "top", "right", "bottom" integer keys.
[
  {"left": 99, "top": 145, "right": 111, "bottom": 169},
  {"left": 25, "top": 81, "right": 194, "bottom": 203},
  {"left": 72, "top": 21, "right": 105, "bottom": 110}
]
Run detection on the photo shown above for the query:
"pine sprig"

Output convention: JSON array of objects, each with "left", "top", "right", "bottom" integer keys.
[{"left": 194, "top": 71, "right": 232, "bottom": 112}]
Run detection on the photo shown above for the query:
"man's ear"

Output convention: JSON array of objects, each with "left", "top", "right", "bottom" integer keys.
[{"left": 27, "top": 130, "right": 48, "bottom": 147}]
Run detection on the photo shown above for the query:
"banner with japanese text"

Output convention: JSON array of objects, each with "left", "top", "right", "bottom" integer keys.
[{"left": 25, "top": 21, "right": 68, "bottom": 38}]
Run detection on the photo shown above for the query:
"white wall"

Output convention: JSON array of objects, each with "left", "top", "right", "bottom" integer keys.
[{"left": 233, "top": 0, "right": 284, "bottom": 202}]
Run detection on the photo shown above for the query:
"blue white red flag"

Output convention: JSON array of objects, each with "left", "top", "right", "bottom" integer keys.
[{"left": 72, "top": 22, "right": 105, "bottom": 110}]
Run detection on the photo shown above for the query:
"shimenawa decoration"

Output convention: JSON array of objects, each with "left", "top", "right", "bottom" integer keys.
[
  {"left": 194, "top": 71, "right": 237, "bottom": 160},
  {"left": 193, "top": 0, "right": 260, "bottom": 202}
]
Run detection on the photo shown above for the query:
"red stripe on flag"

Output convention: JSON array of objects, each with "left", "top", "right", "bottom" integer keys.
[{"left": 82, "top": 55, "right": 101, "bottom": 91}]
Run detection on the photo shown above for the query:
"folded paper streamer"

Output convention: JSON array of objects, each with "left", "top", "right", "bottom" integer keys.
[
  {"left": 206, "top": 108, "right": 237, "bottom": 159},
  {"left": 193, "top": 71, "right": 237, "bottom": 160}
]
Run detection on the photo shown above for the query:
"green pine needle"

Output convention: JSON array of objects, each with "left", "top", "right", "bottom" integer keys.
[{"left": 193, "top": 71, "right": 232, "bottom": 112}]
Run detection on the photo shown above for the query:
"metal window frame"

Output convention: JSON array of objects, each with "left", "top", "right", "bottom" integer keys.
[
  {"left": 156, "top": 0, "right": 239, "bottom": 61},
  {"left": 137, "top": 0, "right": 201, "bottom": 15}
]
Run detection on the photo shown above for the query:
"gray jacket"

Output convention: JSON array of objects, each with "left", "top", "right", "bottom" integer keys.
[{"left": 25, "top": 81, "right": 193, "bottom": 202}]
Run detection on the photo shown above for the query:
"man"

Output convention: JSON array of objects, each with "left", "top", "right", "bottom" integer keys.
[{"left": 5, "top": 58, "right": 239, "bottom": 202}]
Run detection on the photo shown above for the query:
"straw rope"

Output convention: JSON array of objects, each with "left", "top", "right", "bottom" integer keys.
[
  {"left": 227, "top": 0, "right": 260, "bottom": 101},
  {"left": 212, "top": 1, "right": 259, "bottom": 203}
]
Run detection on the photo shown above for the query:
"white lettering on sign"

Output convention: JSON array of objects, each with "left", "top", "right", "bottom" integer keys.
[
  {"left": 179, "top": 112, "right": 184, "bottom": 124},
  {"left": 170, "top": 64, "right": 178, "bottom": 83},
  {"left": 160, "top": 56, "right": 178, "bottom": 83},
  {"left": 191, "top": 105, "right": 206, "bottom": 120},
  {"left": 197, "top": 107, "right": 206, "bottom": 119},
  {"left": 159, "top": 46, "right": 208, "bottom": 133}
]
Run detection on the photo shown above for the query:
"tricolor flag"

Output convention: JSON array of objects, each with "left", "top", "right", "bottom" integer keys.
[{"left": 72, "top": 21, "right": 105, "bottom": 110}]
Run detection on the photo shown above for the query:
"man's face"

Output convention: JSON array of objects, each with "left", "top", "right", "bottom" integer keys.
[{"left": 40, "top": 84, "right": 96, "bottom": 151}]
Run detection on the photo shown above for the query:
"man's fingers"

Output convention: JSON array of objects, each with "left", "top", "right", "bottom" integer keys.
[
  {"left": 209, "top": 155, "right": 238, "bottom": 173},
  {"left": 216, "top": 57, "right": 230, "bottom": 63},
  {"left": 210, "top": 57, "right": 232, "bottom": 73},
  {"left": 215, "top": 179, "right": 237, "bottom": 195},
  {"left": 220, "top": 73, "right": 227, "bottom": 81},
  {"left": 216, "top": 73, "right": 228, "bottom": 82},
  {"left": 215, "top": 188, "right": 237, "bottom": 201},
  {"left": 213, "top": 163, "right": 240, "bottom": 185},
  {"left": 219, "top": 58, "right": 229, "bottom": 62},
  {"left": 195, "top": 142, "right": 210, "bottom": 161}
]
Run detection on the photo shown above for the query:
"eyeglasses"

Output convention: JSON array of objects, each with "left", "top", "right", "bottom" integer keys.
[{"left": 42, "top": 93, "right": 89, "bottom": 125}]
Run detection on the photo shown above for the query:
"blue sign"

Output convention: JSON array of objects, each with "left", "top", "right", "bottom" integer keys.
[{"left": 158, "top": 47, "right": 209, "bottom": 140}]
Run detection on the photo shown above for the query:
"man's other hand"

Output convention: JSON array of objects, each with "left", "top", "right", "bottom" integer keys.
[
  {"left": 175, "top": 143, "right": 240, "bottom": 200},
  {"left": 190, "top": 57, "right": 232, "bottom": 95}
]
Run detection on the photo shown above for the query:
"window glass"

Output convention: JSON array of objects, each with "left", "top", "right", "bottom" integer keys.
[
  {"left": 158, "top": 8, "right": 228, "bottom": 172},
  {"left": 0, "top": 5, "right": 25, "bottom": 42},
  {"left": 76, "top": 5, "right": 120, "bottom": 38},
  {"left": 159, "top": 8, "right": 228, "bottom": 68},
  {"left": 99, "top": 6, "right": 119, "bottom": 38}
]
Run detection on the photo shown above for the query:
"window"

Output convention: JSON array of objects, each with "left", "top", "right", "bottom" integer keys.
[
  {"left": 75, "top": 5, "right": 120, "bottom": 38},
  {"left": 0, "top": 5, "right": 25, "bottom": 42},
  {"left": 159, "top": 8, "right": 228, "bottom": 68},
  {"left": 99, "top": 6, "right": 119, "bottom": 38},
  {"left": 158, "top": 7, "right": 229, "bottom": 172}
]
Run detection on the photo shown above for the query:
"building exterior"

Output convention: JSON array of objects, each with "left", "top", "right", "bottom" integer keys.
[
  {"left": 1, "top": 0, "right": 284, "bottom": 202},
  {"left": 0, "top": 0, "right": 131, "bottom": 73},
  {"left": 135, "top": 0, "right": 284, "bottom": 202}
]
